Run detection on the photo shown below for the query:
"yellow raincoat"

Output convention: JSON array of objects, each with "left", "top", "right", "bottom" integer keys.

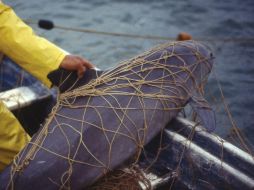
[{"left": 0, "top": 2, "right": 66, "bottom": 171}]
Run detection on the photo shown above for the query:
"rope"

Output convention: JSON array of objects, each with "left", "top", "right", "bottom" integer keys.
[
  {"left": 4, "top": 40, "right": 253, "bottom": 189},
  {"left": 24, "top": 19, "right": 254, "bottom": 43},
  {"left": 6, "top": 41, "right": 211, "bottom": 189}
]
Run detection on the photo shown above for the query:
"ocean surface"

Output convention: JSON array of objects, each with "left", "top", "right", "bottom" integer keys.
[{"left": 7, "top": 0, "right": 254, "bottom": 148}]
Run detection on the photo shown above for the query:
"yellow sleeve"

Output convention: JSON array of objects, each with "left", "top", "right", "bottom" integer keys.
[
  {"left": 0, "top": 3, "right": 66, "bottom": 87},
  {"left": 0, "top": 101, "right": 31, "bottom": 172}
]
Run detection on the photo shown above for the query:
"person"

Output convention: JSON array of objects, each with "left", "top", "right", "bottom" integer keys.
[{"left": 0, "top": 1, "right": 94, "bottom": 172}]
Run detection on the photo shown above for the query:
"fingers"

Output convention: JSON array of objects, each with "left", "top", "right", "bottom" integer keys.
[
  {"left": 76, "top": 56, "right": 94, "bottom": 69},
  {"left": 60, "top": 55, "right": 94, "bottom": 78},
  {"left": 77, "top": 62, "right": 87, "bottom": 79}
]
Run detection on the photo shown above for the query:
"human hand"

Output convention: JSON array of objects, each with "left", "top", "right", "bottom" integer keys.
[{"left": 60, "top": 55, "right": 94, "bottom": 78}]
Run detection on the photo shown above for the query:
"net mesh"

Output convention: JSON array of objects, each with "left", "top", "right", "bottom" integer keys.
[{"left": 0, "top": 40, "right": 253, "bottom": 190}]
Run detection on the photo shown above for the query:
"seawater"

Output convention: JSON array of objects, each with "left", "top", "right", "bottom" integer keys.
[{"left": 7, "top": 0, "right": 254, "bottom": 146}]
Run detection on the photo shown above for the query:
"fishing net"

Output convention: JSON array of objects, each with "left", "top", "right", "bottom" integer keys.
[
  {"left": 90, "top": 167, "right": 150, "bottom": 190},
  {"left": 0, "top": 40, "right": 215, "bottom": 189},
  {"left": 0, "top": 40, "right": 253, "bottom": 190}
]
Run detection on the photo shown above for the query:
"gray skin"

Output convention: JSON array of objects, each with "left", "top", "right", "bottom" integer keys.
[{"left": 0, "top": 41, "right": 215, "bottom": 190}]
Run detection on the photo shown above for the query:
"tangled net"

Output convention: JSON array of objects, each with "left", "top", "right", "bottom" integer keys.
[
  {"left": 90, "top": 167, "right": 150, "bottom": 190},
  {"left": 2, "top": 40, "right": 215, "bottom": 190}
]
